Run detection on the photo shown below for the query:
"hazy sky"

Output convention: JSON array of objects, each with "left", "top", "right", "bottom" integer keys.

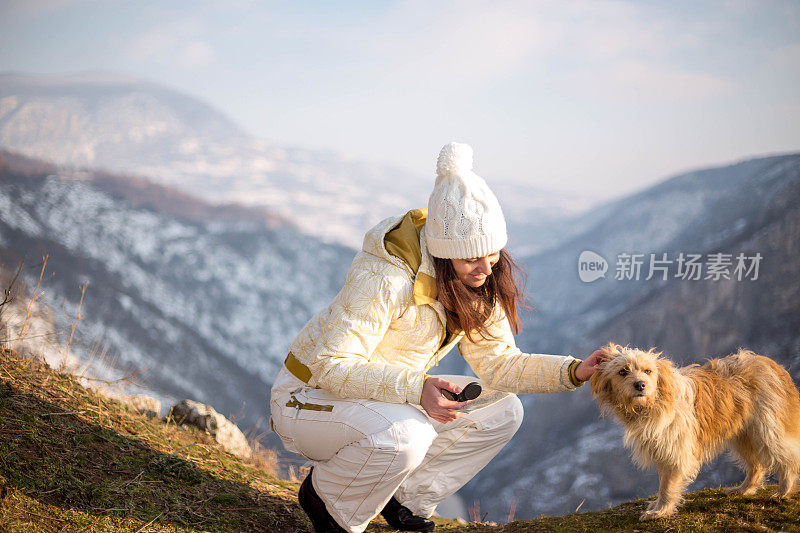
[{"left": 1, "top": 0, "right": 799, "bottom": 198}]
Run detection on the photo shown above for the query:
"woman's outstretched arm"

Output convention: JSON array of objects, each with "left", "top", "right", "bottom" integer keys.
[{"left": 459, "top": 305, "right": 601, "bottom": 393}]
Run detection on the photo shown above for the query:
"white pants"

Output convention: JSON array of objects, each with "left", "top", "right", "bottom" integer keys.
[{"left": 270, "top": 370, "right": 523, "bottom": 533}]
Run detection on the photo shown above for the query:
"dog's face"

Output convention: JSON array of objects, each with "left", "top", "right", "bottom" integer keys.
[{"left": 591, "top": 343, "right": 667, "bottom": 414}]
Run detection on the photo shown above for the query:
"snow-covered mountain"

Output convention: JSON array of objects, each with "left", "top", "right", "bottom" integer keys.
[
  {"left": 460, "top": 152, "right": 800, "bottom": 520},
  {"left": 0, "top": 150, "right": 353, "bottom": 430},
  {"left": 513, "top": 153, "right": 800, "bottom": 356},
  {"left": 0, "top": 72, "right": 590, "bottom": 249}
]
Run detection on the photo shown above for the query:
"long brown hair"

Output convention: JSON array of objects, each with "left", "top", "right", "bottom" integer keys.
[{"left": 433, "top": 249, "right": 527, "bottom": 342}]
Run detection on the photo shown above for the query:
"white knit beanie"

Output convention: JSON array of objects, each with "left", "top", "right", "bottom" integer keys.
[{"left": 423, "top": 142, "right": 508, "bottom": 259}]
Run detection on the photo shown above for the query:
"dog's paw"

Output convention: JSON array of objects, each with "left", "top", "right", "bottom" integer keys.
[
  {"left": 769, "top": 490, "right": 792, "bottom": 501},
  {"left": 640, "top": 505, "right": 675, "bottom": 521},
  {"left": 726, "top": 485, "right": 758, "bottom": 496},
  {"left": 640, "top": 509, "right": 664, "bottom": 521}
]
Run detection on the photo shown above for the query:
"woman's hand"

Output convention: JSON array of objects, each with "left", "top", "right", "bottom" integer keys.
[
  {"left": 575, "top": 349, "right": 606, "bottom": 381},
  {"left": 420, "top": 377, "right": 467, "bottom": 423}
]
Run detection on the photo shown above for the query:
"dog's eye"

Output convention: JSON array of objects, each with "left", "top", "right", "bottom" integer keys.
[
  {"left": 643, "top": 369, "right": 652, "bottom": 375},
  {"left": 618, "top": 369, "right": 629, "bottom": 376}
]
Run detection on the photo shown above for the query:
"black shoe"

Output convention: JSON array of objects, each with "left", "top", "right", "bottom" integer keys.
[
  {"left": 380, "top": 497, "right": 435, "bottom": 532},
  {"left": 298, "top": 469, "right": 346, "bottom": 533}
]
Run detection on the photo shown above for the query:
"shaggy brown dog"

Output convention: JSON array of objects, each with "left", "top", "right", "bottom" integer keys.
[{"left": 591, "top": 343, "right": 800, "bottom": 521}]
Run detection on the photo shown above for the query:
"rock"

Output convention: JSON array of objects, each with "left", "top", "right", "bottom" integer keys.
[
  {"left": 168, "top": 400, "right": 252, "bottom": 459},
  {"left": 120, "top": 394, "right": 161, "bottom": 418}
]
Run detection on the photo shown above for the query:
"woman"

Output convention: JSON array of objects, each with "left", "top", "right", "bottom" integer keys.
[{"left": 270, "top": 143, "right": 603, "bottom": 533}]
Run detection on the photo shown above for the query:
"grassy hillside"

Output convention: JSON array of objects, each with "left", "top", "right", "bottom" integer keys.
[{"left": 0, "top": 347, "right": 798, "bottom": 532}]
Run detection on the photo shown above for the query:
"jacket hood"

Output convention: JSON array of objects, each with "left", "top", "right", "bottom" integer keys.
[{"left": 362, "top": 209, "right": 438, "bottom": 305}]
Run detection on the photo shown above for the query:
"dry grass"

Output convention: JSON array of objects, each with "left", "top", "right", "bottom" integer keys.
[
  {"left": 59, "top": 278, "right": 87, "bottom": 369},
  {"left": 0, "top": 262, "right": 23, "bottom": 325},
  {"left": 11, "top": 256, "right": 47, "bottom": 352},
  {"left": 0, "top": 347, "right": 306, "bottom": 532},
  {"left": 436, "top": 487, "right": 800, "bottom": 532}
]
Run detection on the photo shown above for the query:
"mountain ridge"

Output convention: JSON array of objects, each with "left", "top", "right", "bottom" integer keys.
[
  {"left": 0, "top": 149, "right": 355, "bottom": 432},
  {"left": 0, "top": 70, "right": 594, "bottom": 248}
]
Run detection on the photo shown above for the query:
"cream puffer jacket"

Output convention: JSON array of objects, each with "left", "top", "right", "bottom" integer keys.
[{"left": 283, "top": 209, "right": 581, "bottom": 405}]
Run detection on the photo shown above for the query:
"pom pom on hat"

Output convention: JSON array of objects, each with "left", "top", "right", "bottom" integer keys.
[{"left": 436, "top": 142, "right": 474, "bottom": 177}]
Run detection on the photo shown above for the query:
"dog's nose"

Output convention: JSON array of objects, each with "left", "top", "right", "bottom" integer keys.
[{"left": 634, "top": 381, "right": 646, "bottom": 391}]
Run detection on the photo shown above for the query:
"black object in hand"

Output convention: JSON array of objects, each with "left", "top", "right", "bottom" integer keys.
[{"left": 441, "top": 381, "right": 482, "bottom": 402}]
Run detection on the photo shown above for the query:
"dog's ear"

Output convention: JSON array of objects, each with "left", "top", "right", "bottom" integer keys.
[
  {"left": 590, "top": 362, "right": 614, "bottom": 401},
  {"left": 591, "top": 343, "right": 625, "bottom": 408},
  {"left": 655, "top": 358, "right": 676, "bottom": 407},
  {"left": 597, "top": 342, "right": 623, "bottom": 365}
]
